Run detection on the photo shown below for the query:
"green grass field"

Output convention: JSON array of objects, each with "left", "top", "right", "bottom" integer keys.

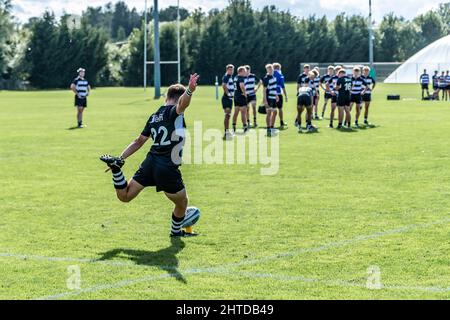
[{"left": 1, "top": 83, "right": 449, "bottom": 300}]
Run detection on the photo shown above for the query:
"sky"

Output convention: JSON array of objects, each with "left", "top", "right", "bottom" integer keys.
[{"left": 11, "top": 0, "right": 444, "bottom": 23}]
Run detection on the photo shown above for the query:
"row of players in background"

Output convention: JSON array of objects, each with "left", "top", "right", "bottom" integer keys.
[
  {"left": 419, "top": 69, "right": 450, "bottom": 101},
  {"left": 221, "top": 63, "right": 287, "bottom": 139},
  {"left": 221, "top": 63, "right": 376, "bottom": 137}
]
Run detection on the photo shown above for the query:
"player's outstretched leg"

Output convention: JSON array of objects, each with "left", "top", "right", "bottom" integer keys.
[{"left": 100, "top": 154, "right": 144, "bottom": 202}]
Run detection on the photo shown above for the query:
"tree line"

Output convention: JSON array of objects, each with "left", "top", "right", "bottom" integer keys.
[{"left": 0, "top": 0, "right": 449, "bottom": 88}]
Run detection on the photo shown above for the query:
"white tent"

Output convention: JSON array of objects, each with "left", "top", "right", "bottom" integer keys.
[{"left": 384, "top": 35, "right": 450, "bottom": 83}]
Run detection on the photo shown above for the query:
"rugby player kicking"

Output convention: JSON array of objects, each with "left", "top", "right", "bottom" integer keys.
[{"left": 100, "top": 74, "right": 200, "bottom": 237}]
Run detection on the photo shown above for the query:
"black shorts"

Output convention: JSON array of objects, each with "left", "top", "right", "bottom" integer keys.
[
  {"left": 324, "top": 92, "right": 332, "bottom": 99},
  {"left": 421, "top": 84, "right": 429, "bottom": 90},
  {"left": 313, "top": 95, "right": 318, "bottom": 106},
  {"left": 297, "top": 95, "right": 312, "bottom": 107},
  {"left": 247, "top": 95, "right": 257, "bottom": 104},
  {"left": 234, "top": 95, "right": 247, "bottom": 107},
  {"left": 362, "top": 93, "right": 372, "bottom": 102},
  {"left": 266, "top": 99, "right": 277, "bottom": 109},
  {"left": 337, "top": 95, "right": 351, "bottom": 107},
  {"left": 75, "top": 96, "right": 87, "bottom": 107},
  {"left": 433, "top": 85, "right": 438, "bottom": 90},
  {"left": 276, "top": 94, "right": 283, "bottom": 109},
  {"left": 331, "top": 94, "right": 338, "bottom": 104},
  {"left": 350, "top": 94, "right": 362, "bottom": 104},
  {"left": 222, "top": 96, "right": 233, "bottom": 109},
  {"left": 133, "top": 154, "right": 185, "bottom": 194}
]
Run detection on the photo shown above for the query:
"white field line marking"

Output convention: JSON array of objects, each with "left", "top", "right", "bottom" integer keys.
[
  {"left": 4, "top": 217, "right": 449, "bottom": 270},
  {"left": 33, "top": 217, "right": 450, "bottom": 300},
  {"left": 224, "top": 218, "right": 450, "bottom": 269},
  {"left": 215, "top": 270, "right": 450, "bottom": 293}
]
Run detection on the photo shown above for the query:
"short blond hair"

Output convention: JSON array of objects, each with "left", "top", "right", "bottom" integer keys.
[
  {"left": 237, "top": 66, "right": 246, "bottom": 73},
  {"left": 303, "top": 64, "right": 310, "bottom": 69},
  {"left": 273, "top": 62, "right": 281, "bottom": 70},
  {"left": 312, "top": 69, "right": 319, "bottom": 76},
  {"left": 328, "top": 65, "right": 335, "bottom": 70},
  {"left": 265, "top": 63, "right": 273, "bottom": 69},
  {"left": 226, "top": 64, "right": 234, "bottom": 70},
  {"left": 363, "top": 66, "right": 371, "bottom": 72},
  {"left": 308, "top": 71, "right": 316, "bottom": 77}
]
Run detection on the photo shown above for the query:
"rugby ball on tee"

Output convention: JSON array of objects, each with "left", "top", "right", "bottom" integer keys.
[{"left": 182, "top": 207, "right": 200, "bottom": 228}]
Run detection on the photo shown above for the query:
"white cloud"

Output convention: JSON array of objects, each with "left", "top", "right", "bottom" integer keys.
[{"left": 11, "top": 0, "right": 445, "bottom": 23}]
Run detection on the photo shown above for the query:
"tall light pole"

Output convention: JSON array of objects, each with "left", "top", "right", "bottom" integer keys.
[
  {"left": 177, "top": 0, "right": 181, "bottom": 83},
  {"left": 153, "top": 0, "right": 161, "bottom": 99},
  {"left": 369, "top": 0, "right": 374, "bottom": 69},
  {"left": 143, "top": 0, "right": 148, "bottom": 91}
]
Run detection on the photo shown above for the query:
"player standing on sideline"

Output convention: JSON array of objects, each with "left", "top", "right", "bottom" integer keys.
[
  {"left": 295, "top": 64, "right": 310, "bottom": 127},
  {"left": 273, "top": 63, "right": 288, "bottom": 128},
  {"left": 221, "top": 65, "right": 235, "bottom": 140},
  {"left": 335, "top": 69, "right": 352, "bottom": 129},
  {"left": 313, "top": 67, "right": 321, "bottom": 120},
  {"left": 419, "top": 69, "right": 430, "bottom": 99},
  {"left": 349, "top": 67, "right": 366, "bottom": 127},
  {"left": 361, "top": 66, "right": 376, "bottom": 126},
  {"left": 70, "top": 68, "right": 91, "bottom": 128},
  {"left": 327, "top": 66, "right": 341, "bottom": 128},
  {"left": 320, "top": 66, "right": 334, "bottom": 119},
  {"left": 100, "top": 74, "right": 200, "bottom": 238},
  {"left": 439, "top": 71, "right": 447, "bottom": 101},
  {"left": 262, "top": 64, "right": 279, "bottom": 137},
  {"left": 432, "top": 70, "right": 439, "bottom": 100},
  {"left": 244, "top": 65, "right": 261, "bottom": 128},
  {"left": 232, "top": 66, "right": 249, "bottom": 133}
]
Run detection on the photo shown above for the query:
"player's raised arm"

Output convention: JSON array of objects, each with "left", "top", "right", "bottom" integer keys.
[{"left": 176, "top": 73, "right": 200, "bottom": 115}]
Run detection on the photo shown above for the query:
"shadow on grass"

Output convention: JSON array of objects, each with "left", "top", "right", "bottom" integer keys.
[
  {"left": 67, "top": 126, "right": 81, "bottom": 130},
  {"left": 96, "top": 237, "right": 187, "bottom": 283}
]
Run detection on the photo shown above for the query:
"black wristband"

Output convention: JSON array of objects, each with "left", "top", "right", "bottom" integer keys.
[{"left": 186, "top": 88, "right": 193, "bottom": 96}]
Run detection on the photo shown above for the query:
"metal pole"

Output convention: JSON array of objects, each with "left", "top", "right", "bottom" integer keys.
[
  {"left": 177, "top": 0, "right": 181, "bottom": 83},
  {"left": 153, "top": 0, "right": 161, "bottom": 99},
  {"left": 369, "top": 0, "right": 374, "bottom": 69},
  {"left": 143, "top": 0, "right": 147, "bottom": 91},
  {"left": 215, "top": 76, "right": 219, "bottom": 100}
]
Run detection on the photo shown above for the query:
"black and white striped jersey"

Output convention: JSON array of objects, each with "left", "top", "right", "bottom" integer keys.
[
  {"left": 297, "top": 73, "right": 309, "bottom": 85},
  {"left": 298, "top": 86, "right": 313, "bottom": 97},
  {"left": 222, "top": 73, "right": 235, "bottom": 99},
  {"left": 320, "top": 75, "right": 333, "bottom": 91},
  {"left": 328, "top": 75, "right": 339, "bottom": 93},
  {"left": 262, "top": 74, "right": 278, "bottom": 101},
  {"left": 307, "top": 79, "right": 317, "bottom": 96},
  {"left": 420, "top": 73, "right": 430, "bottom": 84},
  {"left": 351, "top": 77, "right": 366, "bottom": 95},
  {"left": 361, "top": 75, "right": 376, "bottom": 94},
  {"left": 72, "top": 77, "right": 89, "bottom": 98},
  {"left": 245, "top": 73, "right": 259, "bottom": 96},
  {"left": 314, "top": 77, "right": 320, "bottom": 93}
]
